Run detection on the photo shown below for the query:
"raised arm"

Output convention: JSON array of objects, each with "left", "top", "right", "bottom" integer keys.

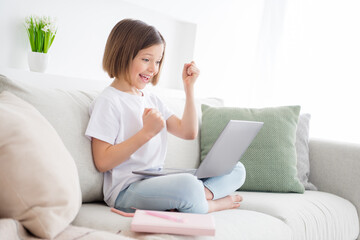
[{"left": 167, "top": 61, "right": 200, "bottom": 140}]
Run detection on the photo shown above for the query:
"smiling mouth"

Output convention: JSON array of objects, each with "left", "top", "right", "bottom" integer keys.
[{"left": 139, "top": 74, "right": 151, "bottom": 83}]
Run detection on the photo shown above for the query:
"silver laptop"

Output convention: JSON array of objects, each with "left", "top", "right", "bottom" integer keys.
[{"left": 132, "top": 120, "right": 264, "bottom": 179}]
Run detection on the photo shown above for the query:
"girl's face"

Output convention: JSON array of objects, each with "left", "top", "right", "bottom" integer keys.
[{"left": 128, "top": 44, "right": 164, "bottom": 90}]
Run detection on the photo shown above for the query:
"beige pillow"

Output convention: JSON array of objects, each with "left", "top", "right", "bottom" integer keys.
[
  {"left": 0, "top": 74, "right": 102, "bottom": 202},
  {"left": 0, "top": 91, "right": 82, "bottom": 239}
]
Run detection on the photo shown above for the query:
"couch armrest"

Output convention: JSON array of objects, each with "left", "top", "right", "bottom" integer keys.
[{"left": 309, "top": 138, "right": 360, "bottom": 238}]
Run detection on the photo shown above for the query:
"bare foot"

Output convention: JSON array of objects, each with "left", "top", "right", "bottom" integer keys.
[
  {"left": 207, "top": 195, "right": 243, "bottom": 213},
  {"left": 204, "top": 187, "right": 214, "bottom": 200}
]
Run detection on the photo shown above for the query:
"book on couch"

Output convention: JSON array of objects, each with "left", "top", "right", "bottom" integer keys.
[{"left": 131, "top": 210, "right": 216, "bottom": 236}]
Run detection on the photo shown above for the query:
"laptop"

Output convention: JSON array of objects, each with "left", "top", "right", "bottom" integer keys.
[{"left": 132, "top": 120, "right": 264, "bottom": 179}]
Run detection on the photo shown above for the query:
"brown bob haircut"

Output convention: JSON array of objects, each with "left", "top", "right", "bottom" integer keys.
[{"left": 103, "top": 19, "right": 166, "bottom": 86}]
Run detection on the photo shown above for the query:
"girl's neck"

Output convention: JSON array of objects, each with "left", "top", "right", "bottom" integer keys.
[{"left": 111, "top": 78, "right": 143, "bottom": 96}]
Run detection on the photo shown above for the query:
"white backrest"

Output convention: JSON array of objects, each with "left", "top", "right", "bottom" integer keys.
[{"left": 0, "top": 67, "right": 223, "bottom": 202}]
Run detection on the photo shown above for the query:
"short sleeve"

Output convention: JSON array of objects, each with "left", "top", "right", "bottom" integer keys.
[
  {"left": 85, "top": 97, "right": 120, "bottom": 145},
  {"left": 154, "top": 94, "right": 173, "bottom": 120}
]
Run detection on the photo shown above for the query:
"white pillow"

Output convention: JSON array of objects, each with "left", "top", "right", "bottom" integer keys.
[
  {"left": 296, "top": 113, "right": 317, "bottom": 190},
  {"left": 0, "top": 91, "right": 82, "bottom": 239}
]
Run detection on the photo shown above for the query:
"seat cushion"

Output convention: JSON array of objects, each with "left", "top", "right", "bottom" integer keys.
[
  {"left": 73, "top": 203, "right": 291, "bottom": 240},
  {"left": 0, "top": 218, "right": 135, "bottom": 240},
  {"left": 239, "top": 191, "right": 359, "bottom": 240}
]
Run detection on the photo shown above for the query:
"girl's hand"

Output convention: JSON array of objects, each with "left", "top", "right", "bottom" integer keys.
[
  {"left": 142, "top": 108, "right": 165, "bottom": 138},
  {"left": 182, "top": 61, "right": 200, "bottom": 90}
]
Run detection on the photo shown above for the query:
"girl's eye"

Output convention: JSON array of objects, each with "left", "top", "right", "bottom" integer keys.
[{"left": 142, "top": 58, "right": 149, "bottom": 62}]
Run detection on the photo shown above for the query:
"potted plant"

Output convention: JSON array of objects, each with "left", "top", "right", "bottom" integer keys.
[{"left": 25, "top": 15, "right": 57, "bottom": 72}]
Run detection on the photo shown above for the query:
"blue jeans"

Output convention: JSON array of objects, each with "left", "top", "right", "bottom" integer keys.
[{"left": 114, "top": 162, "right": 246, "bottom": 214}]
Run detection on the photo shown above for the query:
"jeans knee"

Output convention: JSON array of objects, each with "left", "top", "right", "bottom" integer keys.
[
  {"left": 176, "top": 174, "right": 204, "bottom": 197},
  {"left": 174, "top": 174, "right": 208, "bottom": 214}
]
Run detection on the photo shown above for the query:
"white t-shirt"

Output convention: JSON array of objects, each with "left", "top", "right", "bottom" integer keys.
[{"left": 85, "top": 86, "right": 173, "bottom": 207}]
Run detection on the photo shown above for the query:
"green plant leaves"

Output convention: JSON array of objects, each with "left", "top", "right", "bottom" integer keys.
[{"left": 25, "top": 15, "right": 57, "bottom": 53}]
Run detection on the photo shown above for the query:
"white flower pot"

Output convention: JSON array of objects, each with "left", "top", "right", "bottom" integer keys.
[{"left": 28, "top": 52, "right": 49, "bottom": 73}]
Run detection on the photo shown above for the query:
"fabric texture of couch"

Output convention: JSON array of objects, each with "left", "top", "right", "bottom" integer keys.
[{"left": 0, "top": 68, "right": 359, "bottom": 240}]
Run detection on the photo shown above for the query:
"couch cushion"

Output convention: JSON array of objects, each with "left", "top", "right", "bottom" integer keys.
[
  {"left": 0, "top": 218, "right": 135, "bottom": 240},
  {"left": 296, "top": 113, "right": 317, "bottom": 190},
  {"left": 201, "top": 104, "right": 304, "bottom": 193},
  {"left": 0, "top": 91, "right": 82, "bottom": 239},
  {"left": 239, "top": 191, "right": 359, "bottom": 240},
  {"left": 73, "top": 203, "right": 292, "bottom": 240},
  {"left": 0, "top": 74, "right": 103, "bottom": 202}
]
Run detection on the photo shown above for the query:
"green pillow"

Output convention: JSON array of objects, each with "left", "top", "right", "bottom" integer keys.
[{"left": 201, "top": 104, "right": 305, "bottom": 193}]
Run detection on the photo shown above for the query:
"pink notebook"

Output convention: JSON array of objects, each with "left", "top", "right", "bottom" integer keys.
[{"left": 130, "top": 210, "right": 216, "bottom": 236}]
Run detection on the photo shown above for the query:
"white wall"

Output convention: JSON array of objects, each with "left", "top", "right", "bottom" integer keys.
[
  {"left": 1, "top": 0, "right": 360, "bottom": 144},
  {"left": 0, "top": 0, "right": 196, "bottom": 89},
  {"left": 193, "top": 0, "right": 360, "bottom": 144}
]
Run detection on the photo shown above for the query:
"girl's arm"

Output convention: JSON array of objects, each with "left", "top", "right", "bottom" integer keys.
[
  {"left": 167, "top": 61, "right": 200, "bottom": 140},
  {"left": 92, "top": 108, "right": 165, "bottom": 172}
]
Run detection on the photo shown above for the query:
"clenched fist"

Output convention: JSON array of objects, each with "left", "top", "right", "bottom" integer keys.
[
  {"left": 142, "top": 108, "right": 165, "bottom": 138},
  {"left": 182, "top": 61, "right": 200, "bottom": 89}
]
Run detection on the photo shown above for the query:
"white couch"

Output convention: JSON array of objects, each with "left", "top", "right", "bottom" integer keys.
[{"left": 0, "top": 67, "right": 359, "bottom": 240}]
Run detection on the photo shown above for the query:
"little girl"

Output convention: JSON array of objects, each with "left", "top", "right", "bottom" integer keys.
[{"left": 86, "top": 19, "right": 246, "bottom": 214}]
